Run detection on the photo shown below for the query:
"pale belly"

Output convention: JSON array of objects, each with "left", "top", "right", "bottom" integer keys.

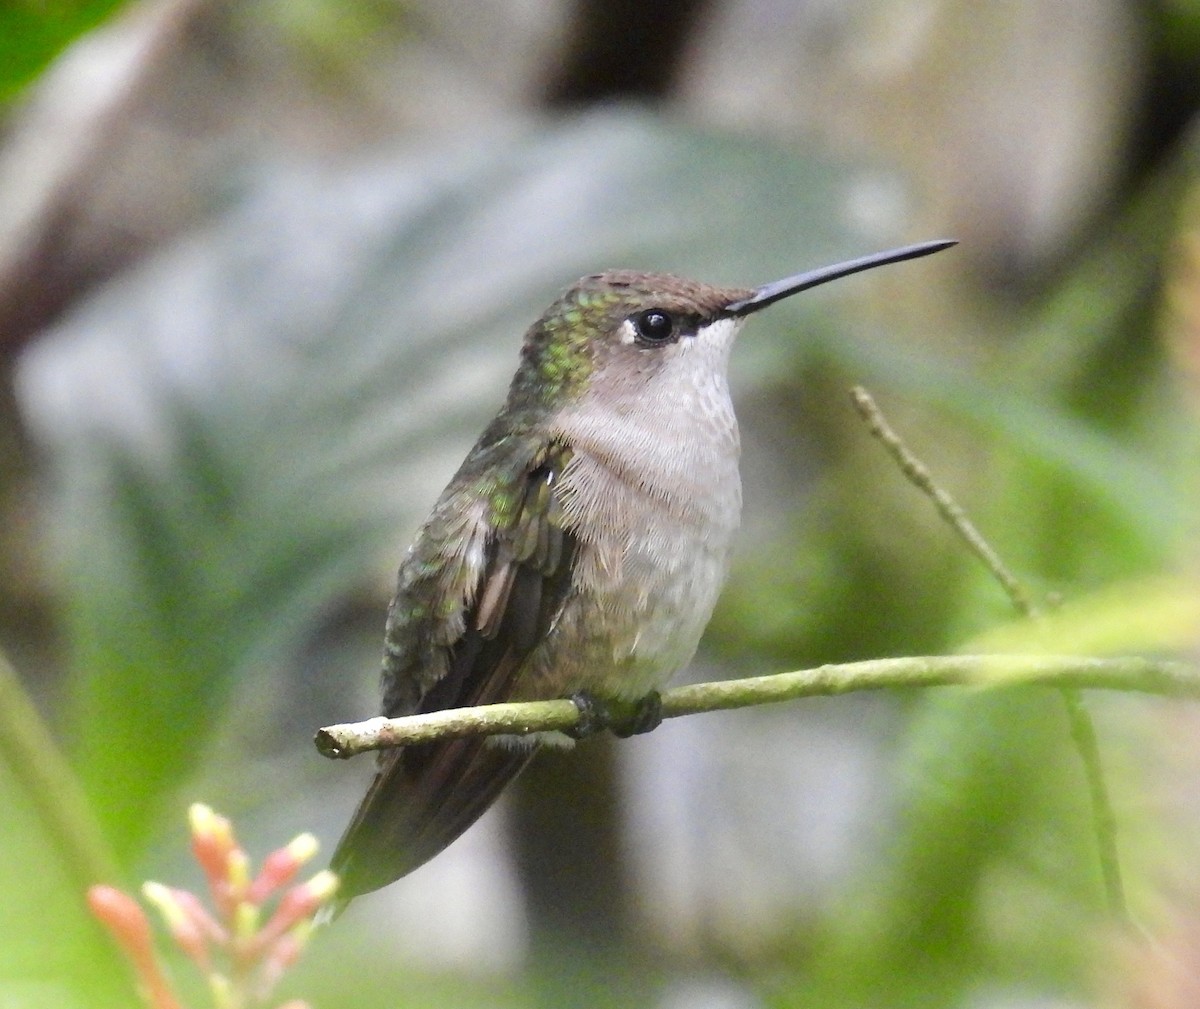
[{"left": 518, "top": 447, "right": 742, "bottom": 701}]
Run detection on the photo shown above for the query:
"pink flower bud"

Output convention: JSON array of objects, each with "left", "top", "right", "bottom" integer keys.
[
  {"left": 243, "top": 872, "right": 338, "bottom": 960},
  {"left": 189, "top": 804, "right": 239, "bottom": 907},
  {"left": 255, "top": 930, "right": 303, "bottom": 997},
  {"left": 93, "top": 806, "right": 328, "bottom": 1009},
  {"left": 142, "top": 882, "right": 211, "bottom": 971},
  {"left": 170, "top": 887, "right": 228, "bottom": 946},
  {"left": 226, "top": 849, "right": 251, "bottom": 905},
  {"left": 247, "top": 834, "right": 319, "bottom": 905},
  {"left": 87, "top": 885, "right": 185, "bottom": 1009}
]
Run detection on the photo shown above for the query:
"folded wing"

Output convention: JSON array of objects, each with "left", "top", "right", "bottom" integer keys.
[{"left": 329, "top": 439, "right": 576, "bottom": 907}]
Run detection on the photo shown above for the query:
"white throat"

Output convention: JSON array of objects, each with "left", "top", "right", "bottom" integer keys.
[{"left": 551, "top": 315, "right": 743, "bottom": 525}]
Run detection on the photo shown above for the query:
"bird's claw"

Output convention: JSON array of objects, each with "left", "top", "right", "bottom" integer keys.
[{"left": 567, "top": 690, "right": 663, "bottom": 739}]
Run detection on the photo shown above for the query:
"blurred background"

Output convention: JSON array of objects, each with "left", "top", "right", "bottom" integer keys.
[{"left": 2, "top": 0, "right": 1200, "bottom": 1007}]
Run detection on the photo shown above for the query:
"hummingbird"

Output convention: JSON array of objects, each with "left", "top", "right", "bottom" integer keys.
[{"left": 328, "top": 238, "right": 955, "bottom": 910}]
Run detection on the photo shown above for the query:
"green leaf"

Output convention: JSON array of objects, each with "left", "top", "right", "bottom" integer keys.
[
  {"left": 0, "top": 2, "right": 131, "bottom": 102},
  {"left": 964, "top": 576, "right": 1200, "bottom": 658},
  {"left": 786, "top": 689, "right": 1102, "bottom": 1009}
]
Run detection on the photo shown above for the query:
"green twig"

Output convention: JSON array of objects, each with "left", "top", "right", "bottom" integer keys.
[
  {"left": 1059, "top": 686, "right": 1126, "bottom": 914},
  {"left": 850, "top": 385, "right": 1129, "bottom": 922},
  {"left": 849, "top": 386, "right": 1039, "bottom": 618},
  {"left": 314, "top": 653, "right": 1198, "bottom": 758}
]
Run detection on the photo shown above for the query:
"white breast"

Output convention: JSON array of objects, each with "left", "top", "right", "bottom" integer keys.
[{"left": 547, "top": 316, "right": 744, "bottom": 695}]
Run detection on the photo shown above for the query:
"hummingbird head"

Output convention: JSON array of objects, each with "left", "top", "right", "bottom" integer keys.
[
  {"left": 506, "top": 239, "right": 956, "bottom": 413},
  {"left": 510, "top": 271, "right": 750, "bottom": 408}
]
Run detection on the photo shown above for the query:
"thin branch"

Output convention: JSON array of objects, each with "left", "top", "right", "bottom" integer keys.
[
  {"left": 1059, "top": 686, "right": 1126, "bottom": 913},
  {"left": 850, "top": 385, "right": 1129, "bottom": 922},
  {"left": 849, "top": 386, "right": 1039, "bottom": 618},
  {"left": 315, "top": 654, "right": 1199, "bottom": 758}
]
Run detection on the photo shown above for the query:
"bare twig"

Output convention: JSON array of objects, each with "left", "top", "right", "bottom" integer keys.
[{"left": 315, "top": 653, "right": 1198, "bottom": 758}]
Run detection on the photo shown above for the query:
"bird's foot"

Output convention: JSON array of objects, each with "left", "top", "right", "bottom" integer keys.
[
  {"left": 617, "top": 690, "right": 663, "bottom": 737},
  {"left": 567, "top": 690, "right": 663, "bottom": 740}
]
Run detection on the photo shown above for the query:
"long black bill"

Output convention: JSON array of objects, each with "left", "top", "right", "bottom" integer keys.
[{"left": 724, "top": 238, "right": 957, "bottom": 317}]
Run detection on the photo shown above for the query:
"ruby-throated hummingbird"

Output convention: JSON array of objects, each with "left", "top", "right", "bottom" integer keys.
[{"left": 328, "top": 239, "right": 955, "bottom": 910}]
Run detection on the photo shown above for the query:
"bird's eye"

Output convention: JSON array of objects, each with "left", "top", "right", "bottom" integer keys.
[{"left": 632, "top": 309, "right": 676, "bottom": 345}]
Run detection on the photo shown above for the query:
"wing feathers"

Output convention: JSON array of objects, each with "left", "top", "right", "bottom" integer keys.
[
  {"left": 329, "top": 440, "right": 576, "bottom": 907},
  {"left": 474, "top": 556, "right": 515, "bottom": 638}
]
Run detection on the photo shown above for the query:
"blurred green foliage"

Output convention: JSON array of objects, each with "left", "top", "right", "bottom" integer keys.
[
  {"left": 0, "top": 653, "right": 126, "bottom": 1009},
  {"left": 2, "top": 10, "right": 1199, "bottom": 1009}
]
